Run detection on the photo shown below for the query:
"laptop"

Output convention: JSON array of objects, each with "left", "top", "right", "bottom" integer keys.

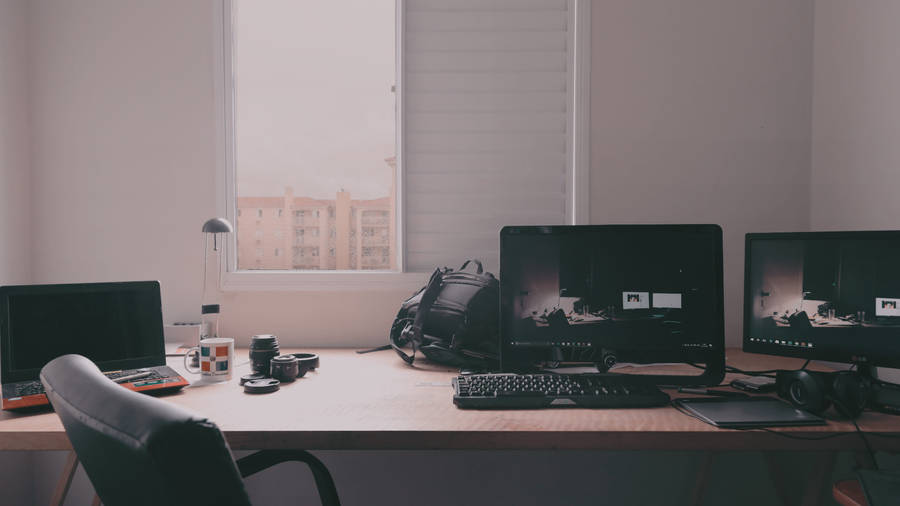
[{"left": 1, "top": 281, "right": 189, "bottom": 410}]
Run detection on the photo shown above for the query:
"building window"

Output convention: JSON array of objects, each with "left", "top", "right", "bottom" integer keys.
[
  {"left": 277, "top": 208, "right": 283, "bottom": 217},
  {"left": 255, "top": 248, "right": 263, "bottom": 257},
  {"left": 274, "top": 248, "right": 280, "bottom": 257}
]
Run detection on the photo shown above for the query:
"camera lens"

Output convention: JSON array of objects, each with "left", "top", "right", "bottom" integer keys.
[
  {"left": 270, "top": 354, "right": 299, "bottom": 382},
  {"left": 249, "top": 334, "right": 280, "bottom": 375}
]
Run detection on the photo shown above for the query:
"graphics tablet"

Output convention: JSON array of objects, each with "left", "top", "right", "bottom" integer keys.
[{"left": 674, "top": 397, "right": 826, "bottom": 428}]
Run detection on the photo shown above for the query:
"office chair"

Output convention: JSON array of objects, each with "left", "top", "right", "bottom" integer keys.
[{"left": 40, "top": 354, "right": 340, "bottom": 506}]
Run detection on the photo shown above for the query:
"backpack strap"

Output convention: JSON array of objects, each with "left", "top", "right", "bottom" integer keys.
[
  {"left": 391, "top": 268, "right": 444, "bottom": 364},
  {"left": 458, "top": 259, "right": 483, "bottom": 274}
]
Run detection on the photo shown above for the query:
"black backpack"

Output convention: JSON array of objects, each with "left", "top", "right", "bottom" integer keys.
[{"left": 381, "top": 260, "right": 500, "bottom": 369}]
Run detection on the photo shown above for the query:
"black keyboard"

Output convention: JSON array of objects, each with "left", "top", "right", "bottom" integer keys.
[{"left": 453, "top": 373, "right": 670, "bottom": 409}]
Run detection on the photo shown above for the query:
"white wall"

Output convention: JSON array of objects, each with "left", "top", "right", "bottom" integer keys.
[
  {"left": 811, "top": 0, "right": 900, "bottom": 382},
  {"left": 811, "top": 0, "right": 900, "bottom": 229},
  {"left": 591, "top": 0, "right": 815, "bottom": 346},
  {"left": 28, "top": 0, "right": 218, "bottom": 325},
  {"left": 0, "top": 0, "right": 33, "bottom": 287}
]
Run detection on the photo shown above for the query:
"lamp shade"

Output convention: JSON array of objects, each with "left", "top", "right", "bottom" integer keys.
[{"left": 201, "top": 218, "right": 233, "bottom": 234}]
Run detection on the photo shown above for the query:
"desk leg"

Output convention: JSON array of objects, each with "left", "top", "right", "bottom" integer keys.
[
  {"left": 765, "top": 451, "right": 836, "bottom": 506},
  {"left": 688, "top": 451, "right": 714, "bottom": 506},
  {"left": 49, "top": 451, "right": 78, "bottom": 506},
  {"left": 764, "top": 453, "right": 792, "bottom": 506},
  {"left": 800, "top": 451, "right": 836, "bottom": 506}
]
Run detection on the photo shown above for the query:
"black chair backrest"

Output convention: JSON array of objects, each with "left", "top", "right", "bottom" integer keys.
[{"left": 40, "top": 354, "right": 252, "bottom": 506}]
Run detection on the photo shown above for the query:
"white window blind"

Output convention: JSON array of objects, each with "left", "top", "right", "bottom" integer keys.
[{"left": 404, "top": 0, "right": 575, "bottom": 273}]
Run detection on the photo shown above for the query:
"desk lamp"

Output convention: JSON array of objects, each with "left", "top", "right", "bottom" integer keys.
[{"left": 200, "top": 218, "right": 233, "bottom": 348}]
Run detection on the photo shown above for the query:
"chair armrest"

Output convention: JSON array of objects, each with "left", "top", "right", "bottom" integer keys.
[{"left": 236, "top": 450, "right": 340, "bottom": 506}]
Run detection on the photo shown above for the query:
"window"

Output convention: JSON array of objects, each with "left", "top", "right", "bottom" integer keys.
[
  {"left": 229, "top": 0, "right": 396, "bottom": 272},
  {"left": 274, "top": 248, "right": 280, "bottom": 257},
  {"left": 256, "top": 209, "right": 263, "bottom": 219},
  {"left": 220, "top": 0, "right": 589, "bottom": 287}
]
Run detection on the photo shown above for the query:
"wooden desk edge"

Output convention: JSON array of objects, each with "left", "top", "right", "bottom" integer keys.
[{"left": 220, "top": 430, "right": 900, "bottom": 452}]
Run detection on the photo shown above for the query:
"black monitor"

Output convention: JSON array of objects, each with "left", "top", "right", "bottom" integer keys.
[
  {"left": 0, "top": 281, "right": 166, "bottom": 383},
  {"left": 500, "top": 225, "right": 725, "bottom": 386},
  {"left": 744, "top": 231, "right": 900, "bottom": 368}
]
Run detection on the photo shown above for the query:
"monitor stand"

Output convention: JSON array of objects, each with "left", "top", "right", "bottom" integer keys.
[{"left": 861, "top": 363, "right": 900, "bottom": 415}]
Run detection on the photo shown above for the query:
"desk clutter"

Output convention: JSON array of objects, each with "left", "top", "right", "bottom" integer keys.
[
  {"left": 368, "top": 227, "right": 900, "bottom": 434},
  {"left": 241, "top": 334, "right": 320, "bottom": 394}
]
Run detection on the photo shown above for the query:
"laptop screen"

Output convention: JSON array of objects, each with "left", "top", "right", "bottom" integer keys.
[
  {"left": 0, "top": 281, "right": 165, "bottom": 383},
  {"left": 500, "top": 225, "right": 724, "bottom": 374}
]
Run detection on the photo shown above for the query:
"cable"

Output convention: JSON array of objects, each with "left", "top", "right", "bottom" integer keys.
[{"left": 850, "top": 416, "right": 879, "bottom": 470}]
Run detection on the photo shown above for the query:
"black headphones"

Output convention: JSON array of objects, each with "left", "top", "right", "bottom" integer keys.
[{"left": 776, "top": 369, "right": 872, "bottom": 418}]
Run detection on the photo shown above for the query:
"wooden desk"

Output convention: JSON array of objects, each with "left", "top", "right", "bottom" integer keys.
[{"left": 1, "top": 348, "right": 898, "bottom": 452}]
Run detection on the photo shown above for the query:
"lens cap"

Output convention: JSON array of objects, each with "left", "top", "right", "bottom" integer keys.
[
  {"left": 243, "top": 378, "right": 280, "bottom": 394},
  {"left": 240, "top": 373, "right": 268, "bottom": 385}
]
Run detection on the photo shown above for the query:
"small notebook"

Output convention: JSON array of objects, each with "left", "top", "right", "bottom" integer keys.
[{"left": 674, "top": 397, "right": 826, "bottom": 428}]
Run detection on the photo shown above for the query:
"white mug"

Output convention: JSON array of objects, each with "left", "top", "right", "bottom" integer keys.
[{"left": 184, "top": 337, "right": 234, "bottom": 382}]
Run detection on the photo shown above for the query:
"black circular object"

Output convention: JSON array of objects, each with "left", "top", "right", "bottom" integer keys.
[
  {"left": 270, "top": 355, "right": 299, "bottom": 382},
  {"left": 290, "top": 353, "right": 320, "bottom": 372},
  {"left": 244, "top": 378, "right": 280, "bottom": 394},
  {"left": 240, "top": 373, "right": 267, "bottom": 386},
  {"left": 249, "top": 334, "right": 280, "bottom": 375}
]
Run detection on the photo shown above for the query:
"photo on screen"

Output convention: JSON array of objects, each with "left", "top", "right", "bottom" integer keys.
[{"left": 623, "top": 292, "right": 649, "bottom": 309}]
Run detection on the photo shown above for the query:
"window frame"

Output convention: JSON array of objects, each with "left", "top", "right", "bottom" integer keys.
[{"left": 213, "top": 0, "right": 590, "bottom": 291}]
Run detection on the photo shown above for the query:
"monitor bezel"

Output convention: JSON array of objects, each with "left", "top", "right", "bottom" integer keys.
[
  {"left": 743, "top": 230, "right": 900, "bottom": 368},
  {"left": 500, "top": 224, "right": 726, "bottom": 386},
  {"left": 0, "top": 280, "right": 166, "bottom": 384}
]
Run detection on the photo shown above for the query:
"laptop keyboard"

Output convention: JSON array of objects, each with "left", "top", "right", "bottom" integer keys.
[{"left": 13, "top": 369, "right": 167, "bottom": 397}]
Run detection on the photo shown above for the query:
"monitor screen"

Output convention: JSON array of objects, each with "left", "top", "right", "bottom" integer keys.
[
  {"left": 744, "top": 231, "right": 900, "bottom": 368},
  {"left": 500, "top": 225, "right": 724, "bottom": 380},
  {"left": 0, "top": 281, "right": 165, "bottom": 383}
]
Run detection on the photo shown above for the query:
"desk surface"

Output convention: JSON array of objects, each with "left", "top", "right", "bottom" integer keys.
[{"left": 1, "top": 349, "right": 898, "bottom": 451}]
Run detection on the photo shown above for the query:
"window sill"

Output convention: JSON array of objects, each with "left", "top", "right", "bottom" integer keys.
[{"left": 221, "top": 270, "right": 428, "bottom": 292}]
